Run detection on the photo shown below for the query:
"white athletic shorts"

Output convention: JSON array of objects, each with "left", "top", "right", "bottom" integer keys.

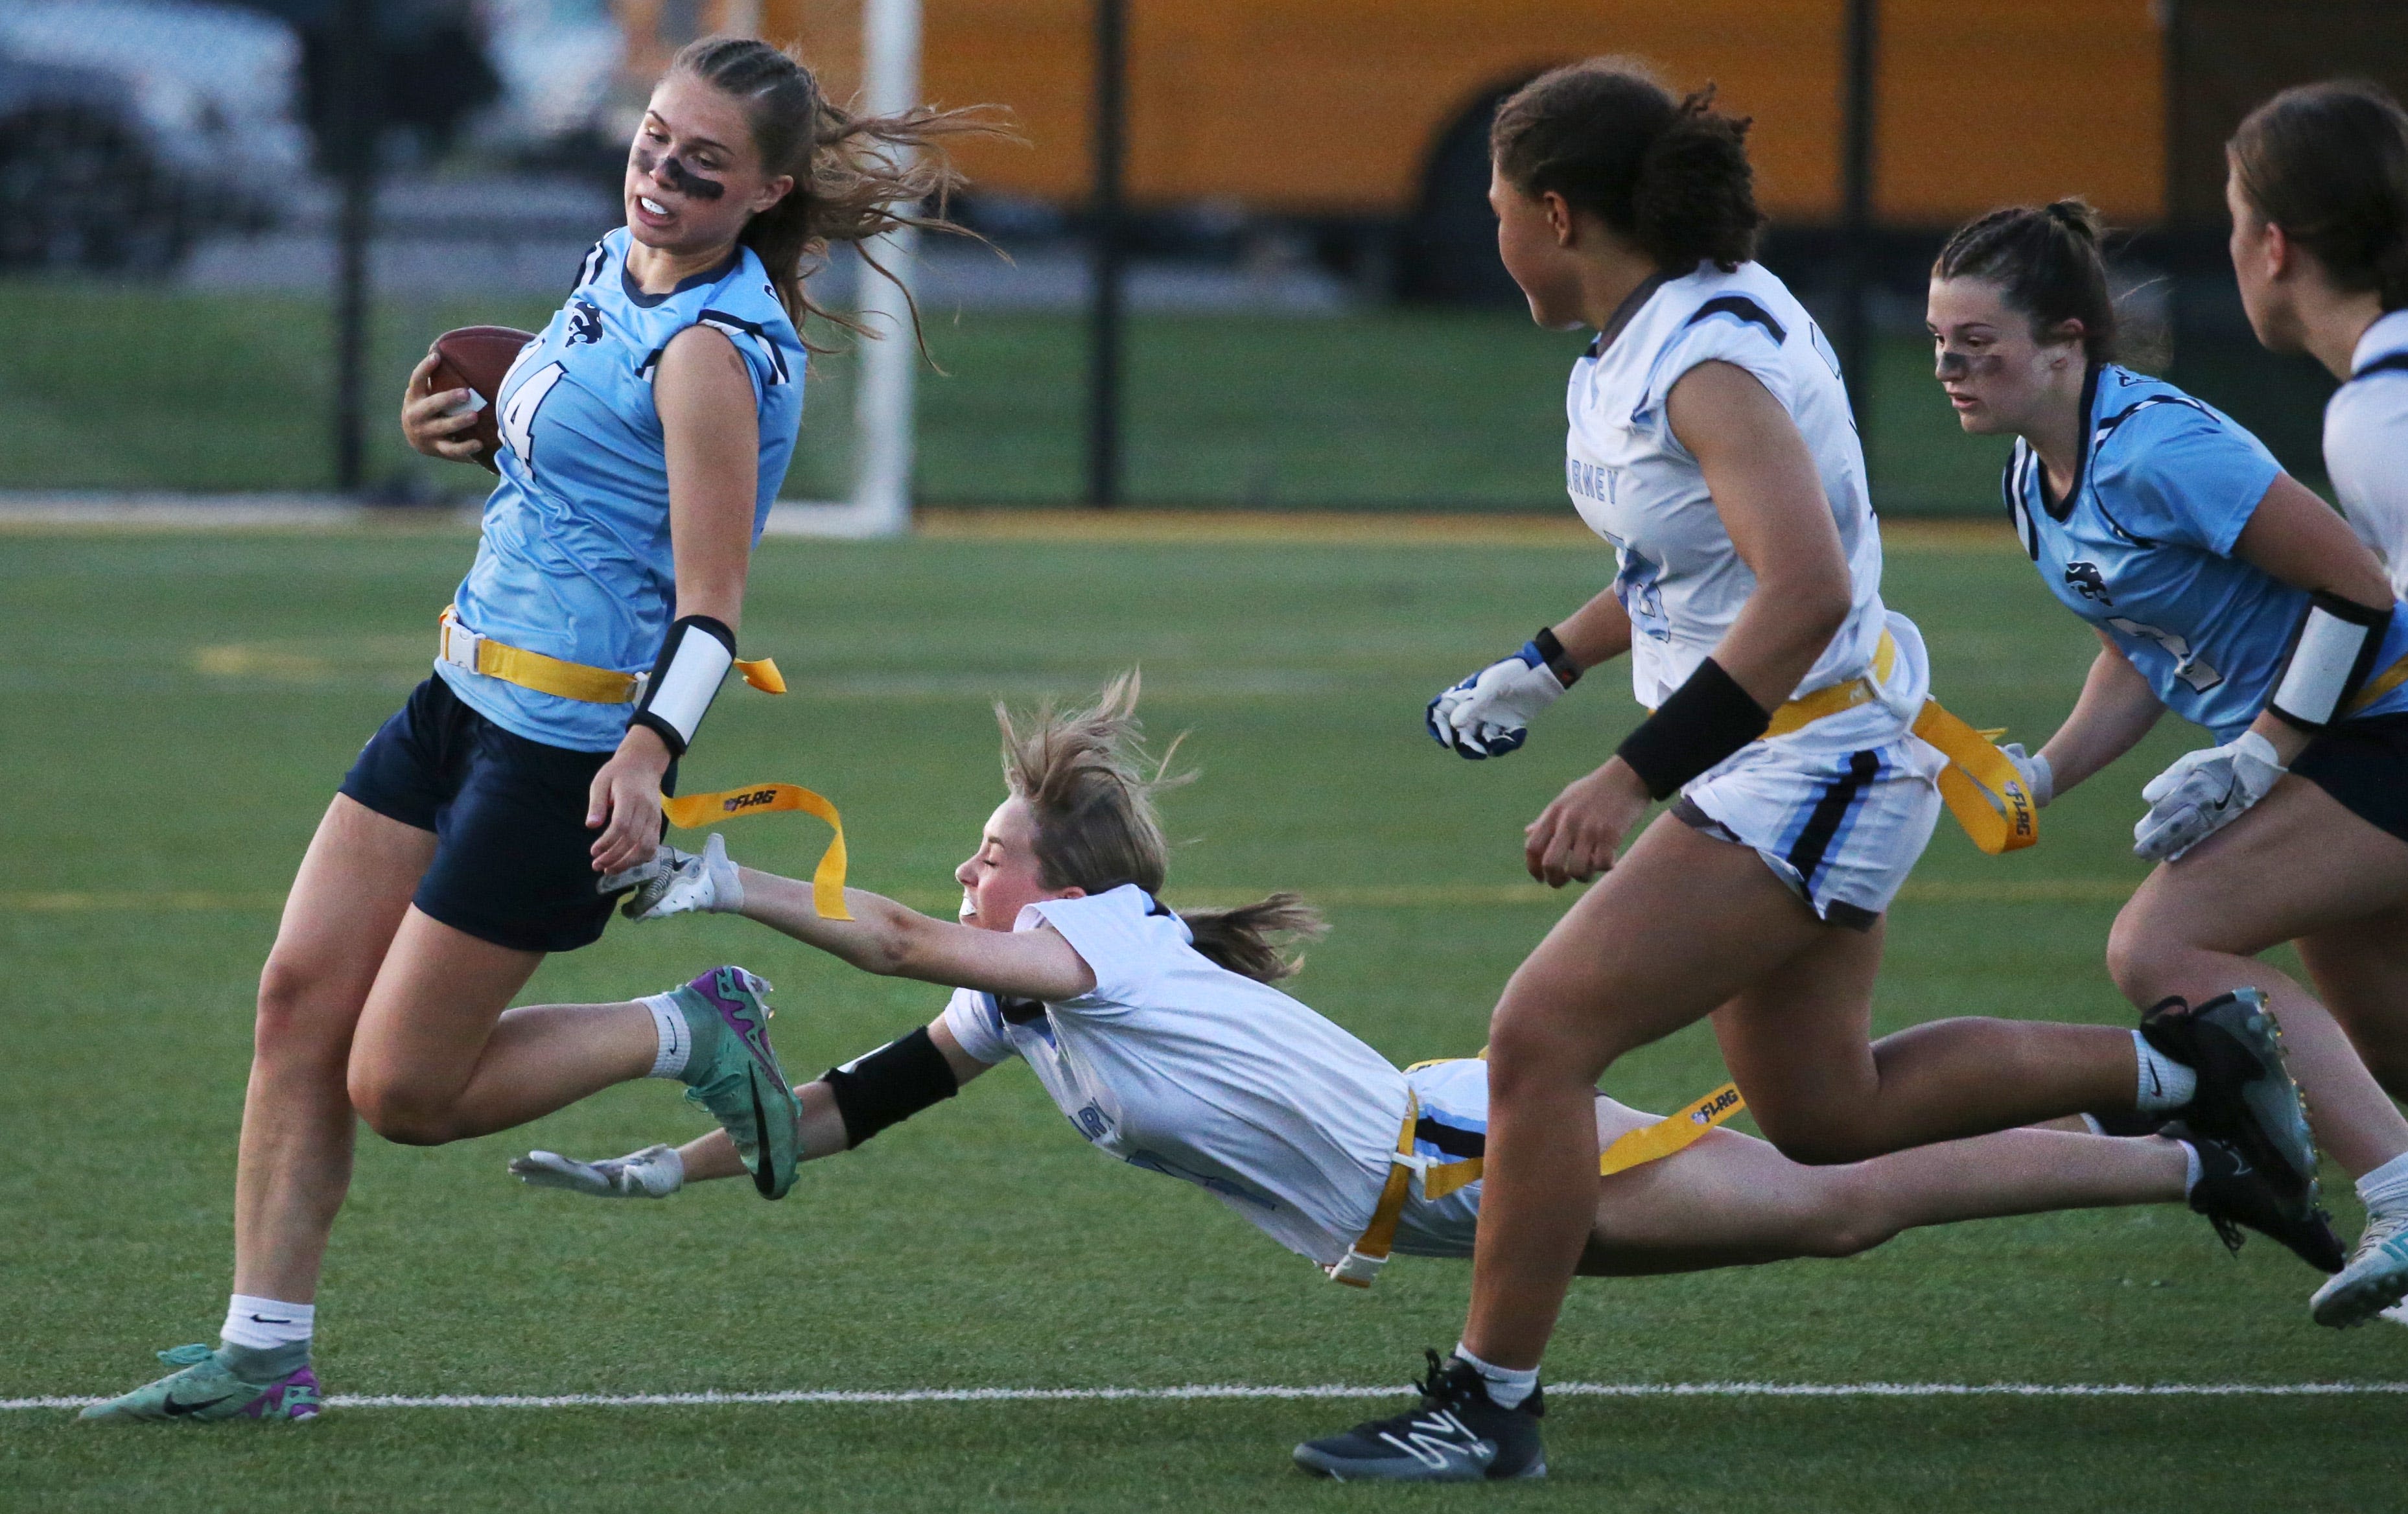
[
  {"left": 1388, "top": 1057, "right": 1666, "bottom": 1261},
  {"left": 1676, "top": 713, "right": 1946, "bottom": 930}
]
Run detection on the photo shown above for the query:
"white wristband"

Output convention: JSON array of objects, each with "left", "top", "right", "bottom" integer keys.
[{"left": 631, "top": 616, "right": 736, "bottom": 755}]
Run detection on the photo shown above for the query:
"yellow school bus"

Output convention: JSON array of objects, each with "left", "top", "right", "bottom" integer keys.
[{"left": 615, "top": 0, "right": 2165, "bottom": 226}]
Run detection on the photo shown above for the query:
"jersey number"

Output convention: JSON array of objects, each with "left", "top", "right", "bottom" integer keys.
[
  {"left": 498, "top": 360, "right": 565, "bottom": 470},
  {"left": 2107, "top": 616, "right": 2225, "bottom": 693}
]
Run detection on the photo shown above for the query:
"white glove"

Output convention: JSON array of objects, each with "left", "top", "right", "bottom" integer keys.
[
  {"left": 510, "top": 1144, "right": 685, "bottom": 1198},
  {"left": 1427, "top": 640, "right": 1570, "bottom": 759},
  {"left": 602, "top": 833, "right": 743, "bottom": 920},
  {"left": 2133, "top": 730, "right": 2285, "bottom": 861},
  {"left": 2001, "top": 742, "right": 2053, "bottom": 809}
]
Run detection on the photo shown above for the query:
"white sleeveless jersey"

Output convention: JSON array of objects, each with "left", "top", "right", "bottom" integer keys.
[
  {"left": 2326, "top": 307, "right": 2408, "bottom": 601},
  {"left": 940, "top": 885, "right": 1408, "bottom": 1266},
  {"left": 1565, "top": 261, "right": 1898, "bottom": 729}
]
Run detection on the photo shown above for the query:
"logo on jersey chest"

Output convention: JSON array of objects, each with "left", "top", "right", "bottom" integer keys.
[
  {"left": 567, "top": 297, "right": 603, "bottom": 347},
  {"left": 2064, "top": 560, "right": 2113, "bottom": 605}
]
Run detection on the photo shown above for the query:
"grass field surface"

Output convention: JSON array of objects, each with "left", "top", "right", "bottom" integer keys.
[
  {"left": 0, "top": 280, "right": 2008, "bottom": 511},
  {"left": 5, "top": 525, "right": 2402, "bottom": 1511}
]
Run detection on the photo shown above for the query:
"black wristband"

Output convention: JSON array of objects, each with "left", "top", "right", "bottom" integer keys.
[
  {"left": 1616, "top": 657, "right": 1771, "bottom": 800},
  {"left": 822, "top": 1025, "right": 960, "bottom": 1148},
  {"left": 1533, "top": 626, "right": 1581, "bottom": 686}
]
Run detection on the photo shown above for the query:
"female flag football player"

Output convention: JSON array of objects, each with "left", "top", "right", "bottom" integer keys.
[
  {"left": 515, "top": 679, "right": 2331, "bottom": 1414},
  {"left": 1305, "top": 61, "right": 2319, "bottom": 1481},
  {"left": 1926, "top": 159, "right": 2408, "bottom": 1319},
  {"left": 83, "top": 39, "right": 992, "bottom": 1423}
]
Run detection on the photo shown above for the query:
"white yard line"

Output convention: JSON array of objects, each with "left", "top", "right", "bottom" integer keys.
[{"left": 13, "top": 1380, "right": 2408, "bottom": 1412}]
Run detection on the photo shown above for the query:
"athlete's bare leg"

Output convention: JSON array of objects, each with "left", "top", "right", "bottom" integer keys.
[
  {"left": 345, "top": 909, "right": 673, "bottom": 1145},
  {"left": 2109, "top": 775, "right": 2408, "bottom": 1177},
  {"left": 1464, "top": 815, "right": 2134, "bottom": 1370},
  {"left": 233, "top": 796, "right": 433, "bottom": 1303},
  {"left": 1577, "top": 1112, "right": 2186, "bottom": 1275},
  {"left": 2298, "top": 897, "right": 2408, "bottom": 1101}
]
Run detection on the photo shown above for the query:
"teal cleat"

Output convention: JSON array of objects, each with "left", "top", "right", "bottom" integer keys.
[
  {"left": 80, "top": 1345, "right": 321, "bottom": 1423},
  {"left": 673, "top": 966, "right": 801, "bottom": 1200}
]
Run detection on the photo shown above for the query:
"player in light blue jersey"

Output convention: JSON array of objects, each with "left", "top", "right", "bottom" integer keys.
[
  {"left": 84, "top": 38, "right": 996, "bottom": 1424},
  {"left": 1928, "top": 191, "right": 2408, "bottom": 1326}
]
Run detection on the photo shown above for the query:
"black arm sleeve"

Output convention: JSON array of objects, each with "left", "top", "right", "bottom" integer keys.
[
  {"left": 1615, "top": 657, "right": 1772, "bottom": 800},
  {"left": 822, "top": 1025, "right": 961, "bottom": 1149}
]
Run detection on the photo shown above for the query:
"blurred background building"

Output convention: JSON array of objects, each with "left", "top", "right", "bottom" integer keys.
[{"left": 1, "top": 0, "right": 2402, "bottom": 511}]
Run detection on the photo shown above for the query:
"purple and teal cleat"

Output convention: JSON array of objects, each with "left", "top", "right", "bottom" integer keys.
[
  {"left": 80, "top": 1344, "right": 322, "bottom": 1423},
  {"left": 672, "top": 966, "right": 801, "bottom": 1200}
]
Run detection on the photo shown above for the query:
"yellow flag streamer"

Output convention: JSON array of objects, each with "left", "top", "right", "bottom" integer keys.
[
  {"left": 1913, "top": 698, "right": 2039, "bottom": 856},
  {"left": 659, "top": 782, "right": 850, "bottom": 920},
  {"left": 1418, "top": 1080, "right": 1749, "bottom": 1200}
]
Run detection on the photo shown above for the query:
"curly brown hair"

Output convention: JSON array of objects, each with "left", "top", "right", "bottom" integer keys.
[{"left": 1490, "top": 58, "right": 1764, "bottom": 273}]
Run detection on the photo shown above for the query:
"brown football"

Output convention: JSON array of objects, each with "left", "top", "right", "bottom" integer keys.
[{"left": 428, "top": 325, "right": 536, "bottom": 472}]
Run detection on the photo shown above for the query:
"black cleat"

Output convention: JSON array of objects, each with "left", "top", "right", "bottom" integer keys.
[
  {"left": 2173, "top": 1123, "right": 2345, "bottom": 1274},
  {"left": 1292, "top": 1351, "right": 1545, "bottom": 1482},
  {"left": 2140, "top": 991, "right": 2319, "bottom": 1196},
  {"left": 2084, "top": 1108, "right": 2169, "bottom": 1138}
]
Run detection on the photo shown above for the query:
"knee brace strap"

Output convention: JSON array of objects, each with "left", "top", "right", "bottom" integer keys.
[{"left": 823, "top": 1026, "right": 958, "bottom": 1148}]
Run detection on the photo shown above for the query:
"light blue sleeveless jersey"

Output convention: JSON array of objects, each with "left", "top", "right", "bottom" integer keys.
[
  {"left": 440, "top": 227, "right": 805, "bottom": 751},
  {"left": 2006, "top": 364, "right": 2408, "bottom": 742}
]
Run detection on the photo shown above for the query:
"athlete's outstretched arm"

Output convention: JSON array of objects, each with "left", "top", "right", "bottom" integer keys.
[
  {"left": 2033, "top": 629, "right": 2166, "bottom": 797},
  {"left": 513, "top": 1016, "right": 995, "bottom": 1194},
  {"left": 736, "top": 866, "right": 1099, "bottom": 1003}
]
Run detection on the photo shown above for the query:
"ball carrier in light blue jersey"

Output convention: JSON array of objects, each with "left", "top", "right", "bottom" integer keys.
[{"left": 447, "top": 224, "right": 805, "bottom": 754}]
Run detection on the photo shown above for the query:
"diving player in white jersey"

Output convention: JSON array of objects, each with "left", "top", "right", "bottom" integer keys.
[
  {"left": 84, "top": 40, "right": 996, "bottom": 1424},
  {"left": 1924, "top": 179, "right": 2408, "bottom": 1329},
  {"left": 514, "top": 677, "right": 2329, "bottom": 1364},
  {"left": 1312, "top": 61, "right": 2317, "bottom": 1481}
]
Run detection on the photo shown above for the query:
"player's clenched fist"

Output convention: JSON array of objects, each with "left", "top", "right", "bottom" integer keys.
[
  {"left": 1427, "top": 629, "right": 1581, "bottom": 758},
  {"left": 1523, "top": 760, "right": 1651, "bottom": 887}
]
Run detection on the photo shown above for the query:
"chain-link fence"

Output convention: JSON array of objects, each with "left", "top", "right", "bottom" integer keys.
[{"left": 0, "top": 0, "right": 2398, "bottom": 513}]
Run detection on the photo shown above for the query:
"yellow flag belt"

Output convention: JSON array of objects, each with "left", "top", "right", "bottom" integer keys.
[
  {"left": 659, "top": 783, "right": 851, "bottom": 921},
  {"left": 1418, "top": 1080, "right": 1748, "bottom": 1201}
]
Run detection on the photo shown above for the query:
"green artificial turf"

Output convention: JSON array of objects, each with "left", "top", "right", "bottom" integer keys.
[
  {"left": 3, "top": 528, "right": 2401, "bottom": 1511},
  {"left": 0, "top": 279, "right": 2009, "bottom": 510}
]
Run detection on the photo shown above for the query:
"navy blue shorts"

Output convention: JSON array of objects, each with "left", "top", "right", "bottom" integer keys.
[
  {"left": 2293, "top": 712, "right": 2408, "bottom": 848},
  {"left": 339, "top": 675, "right": 664, "bottom": 954}
]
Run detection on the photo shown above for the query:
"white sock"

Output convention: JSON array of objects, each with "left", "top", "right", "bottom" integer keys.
[
  {"left": 2355, "top": 1150, "right": 2408, "bottom": 1217},
  {"left": 2078, "top": 1113, "right": 2107, "bottom": 1137},
  {"left": 220, "top": 1294, "right": 314, "bottom": 1353},
  {"left": 2179, "top": 1140, "right": 2203, "bottom": 1198},
  {"left": 2132, "top": 1031, "right": 2199, "bottom": 1113},
  {"left": 1453, "top": 1343, "right": 1538, "bottom": 1411},
  {"left": 644, "top": 992, "right": 691, "bottom": 1080}
]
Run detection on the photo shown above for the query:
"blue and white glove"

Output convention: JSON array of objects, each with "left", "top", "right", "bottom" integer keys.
[
  {"left": 1427, "top": 633, "right": 1577, "bottom": 759},
  {"left": 2133, "top": 730, "right": 2284, "bottom": 861},
  {"left": 601, "top": 832, "right": 743, "bottom": 919}
]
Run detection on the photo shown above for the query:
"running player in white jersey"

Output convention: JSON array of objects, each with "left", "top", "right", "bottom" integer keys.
[
  {"left": 2112, "top": 81, "right": 2408, "bottom": 1325},
  {"left": 83, "top": 40, "right": 995, "bottom": 1424},
  {"left": 1305, "top": 60, "right": 2318, "bottom": 1481},
  {"left": 514, "top": 679, "right": 2328, "bottom": 1353}
]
